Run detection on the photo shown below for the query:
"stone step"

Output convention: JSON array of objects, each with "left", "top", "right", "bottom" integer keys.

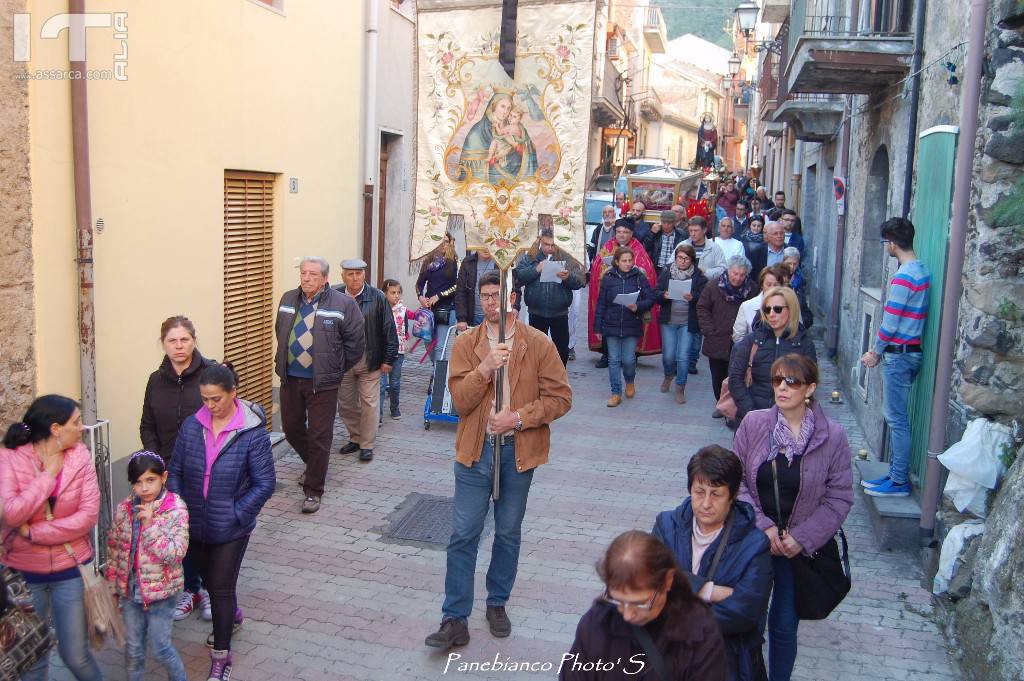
[{"left": 855, "top": 459, "right": 922, "bottom": 551}]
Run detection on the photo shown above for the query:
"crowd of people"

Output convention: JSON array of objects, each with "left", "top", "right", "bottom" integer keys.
[{"left": 0, "top": 171, "right": 931, "bottom": 680}]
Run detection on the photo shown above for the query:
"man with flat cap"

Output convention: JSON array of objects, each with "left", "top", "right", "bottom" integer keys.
[
  {"left": 642, "top": 209, "right": 688, "bottom": 275},
  {"left": 335, "top": 259, "right": 399, "bottom": 467}
]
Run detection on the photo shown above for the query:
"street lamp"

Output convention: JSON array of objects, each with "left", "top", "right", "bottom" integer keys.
[
  {"left": 735, "top": 1, "right": 759, "bottom": 36},
  {"left": 728, "top": 53, "right": 742, "bottom": 77}
]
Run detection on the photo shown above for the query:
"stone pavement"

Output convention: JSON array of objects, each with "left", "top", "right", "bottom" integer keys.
[{"left": 69, "top": 313, "right": 958, "bottom": 681}]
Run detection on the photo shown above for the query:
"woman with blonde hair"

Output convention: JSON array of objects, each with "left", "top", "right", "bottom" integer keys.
[{"left": 727, "top": 287, "right": 816, "bottom": 422}]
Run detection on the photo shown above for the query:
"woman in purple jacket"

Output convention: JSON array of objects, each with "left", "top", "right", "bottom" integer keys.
[{"left": 732, "top": 354, "right": 853, "bottom": 681}]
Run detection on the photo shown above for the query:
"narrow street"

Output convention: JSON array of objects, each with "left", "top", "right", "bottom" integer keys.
[{"left": 77, "top": 311, "right": 957, "bottom": 681}]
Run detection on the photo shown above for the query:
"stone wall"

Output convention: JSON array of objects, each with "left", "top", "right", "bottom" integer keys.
[
  {"left": 936, "top": 2, "right": 1024, "bottom": 679},
  {"left": 0, "top": 0, "right": 36, "bottom": 427},
  {"left": 954, "top": 0, "right": 1024, "bottom": 424}
]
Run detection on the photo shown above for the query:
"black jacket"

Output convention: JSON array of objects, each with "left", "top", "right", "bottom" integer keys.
[
  {"left": 454, "top": 252, "right": 497, "bottom": 323},
  {"left": 642, "top": 228, "right": 687, "bottom": 272},
  {"left": 562, "top": 600, "right": 727, "bottom": 681},
  {"left": 336, "top": 284, "right": 399, "bottom": 372},
  {"left": 654, "top": 267, "right": 708, "bottom": 334},
  {"left": 513, "top": 248, "right": 585, "bottom": 318},
  {"left": 728, "top": 320, "right": 818, "bottom": 420},
  {"left": 274, "top": 284, "right": 365, "bottom": 390},
  {"left": 653, "top": 500, "right": 772, "bottom": 681},
  {"left": 140, "top": 350, "right": 217, "bottom": 462},
  {"left": 593, "top": 267, "right": 656, "bottom": 338}
]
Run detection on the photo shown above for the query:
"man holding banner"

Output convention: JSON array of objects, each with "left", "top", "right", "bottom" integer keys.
[{"left": 425, "top": 270, "right": 572, "bottom": 650}]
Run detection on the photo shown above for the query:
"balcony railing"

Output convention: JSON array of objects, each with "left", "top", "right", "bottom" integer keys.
[
  {"left": 758, "top": 51, "right": 780, "bottom": 119},
  {"left": 789, "top": 0, "right": 913, "bottom": 56},
  {"left": 643, "top": 7, "right": 668, "bottom": 54}
]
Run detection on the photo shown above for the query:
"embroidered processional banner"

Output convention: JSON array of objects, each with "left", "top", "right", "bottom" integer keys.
[{"left": 413, "top": 0, "right": 597, "bottom": 269}]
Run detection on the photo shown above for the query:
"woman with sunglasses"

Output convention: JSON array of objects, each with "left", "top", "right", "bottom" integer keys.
[
  {"left": 728, "top": 286, "right": 816, "bottom": 423},
  {"left": 562, "top": 530, "right": 726, "bottom": 680},
  {"left": 732, "top": 354, "right": 853, "bottom": 681}
]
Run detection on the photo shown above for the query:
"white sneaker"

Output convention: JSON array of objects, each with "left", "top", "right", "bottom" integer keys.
[
  {"left": 199, "top": 589, "right": 213, "bottom": 620},
  {"left": 173, "top": 590, "right": 198, "bottom": 621}
]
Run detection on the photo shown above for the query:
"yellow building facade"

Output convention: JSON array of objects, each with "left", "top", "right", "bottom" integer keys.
[{"left": 24, "top": 0, "right": 365, "bottom": 470}]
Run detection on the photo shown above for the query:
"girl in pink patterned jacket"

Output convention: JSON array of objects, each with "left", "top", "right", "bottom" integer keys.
[{"left": 106, "top": 451, "right": 189, "bottom": 681}]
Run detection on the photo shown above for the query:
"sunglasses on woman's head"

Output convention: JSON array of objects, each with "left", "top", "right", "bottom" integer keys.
[
  {"left": 772, "top": 375, "right": 804, "bottom": 388},
  {"left": 762, "top": 305, "right": 786, "bottom": 315}
]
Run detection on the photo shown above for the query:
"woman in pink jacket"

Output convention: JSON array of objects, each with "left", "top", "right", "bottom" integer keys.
[{"left": 0, "top": 395, "right": 103, "bottom": 681}]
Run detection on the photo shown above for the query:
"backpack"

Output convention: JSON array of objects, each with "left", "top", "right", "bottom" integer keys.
[{"left": 411, "top": 307, "right": 434, "bottom": 343}]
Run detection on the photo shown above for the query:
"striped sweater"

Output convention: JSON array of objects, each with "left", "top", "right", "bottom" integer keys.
[{"left": 875, "top": 260, "right": 930, "bottom": 354}]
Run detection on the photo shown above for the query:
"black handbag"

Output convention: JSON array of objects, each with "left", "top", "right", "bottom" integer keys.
[
  {"left": 771, "top": 454, "right": 851, "bottom": 621},
  {"left": 0, "top": 566, "right": 55, "bottom": 680}
]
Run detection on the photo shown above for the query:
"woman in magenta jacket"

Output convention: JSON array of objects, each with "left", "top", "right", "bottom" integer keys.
[
  {"left": 0, "top": 394, "right": 103, "bottom": 681},
  {"left": 731, "top": 354, "right": 853, "bottom": 681}
]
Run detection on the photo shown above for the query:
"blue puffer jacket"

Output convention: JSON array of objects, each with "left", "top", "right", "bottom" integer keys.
[
  {"left": 653, "top": 498, "right": 773, "bottom": 681},
  {"left": 593, "top": 267, "right": 655, "bottom": 338},
  {"left": 169, "top": 400, "right": 276, "bottom": 545}
]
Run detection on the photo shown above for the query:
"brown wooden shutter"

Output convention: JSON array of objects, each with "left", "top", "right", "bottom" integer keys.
[{"left": 223, "top": 171, "right": 275, "bottom": 425}]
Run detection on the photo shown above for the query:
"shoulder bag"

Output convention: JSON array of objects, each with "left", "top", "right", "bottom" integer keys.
[
  {"left": 716, "top": 341, "right": 758, "bottom": 420},
  {"left": 45, "top": 504, "right": 125, "bottom": 649},
  {"left": 0, "top": 566, "right": 54, "bottom": 680},
  {"left": 771, "top": 453, "right": 852, "bottom": 620},
  {"left": 630, "top": 622, "right": 669, "bottom": 681}
]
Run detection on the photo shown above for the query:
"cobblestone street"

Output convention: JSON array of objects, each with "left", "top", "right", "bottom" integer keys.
[{"left": 72, "top": 312, "right": 959, "bottom": 681}]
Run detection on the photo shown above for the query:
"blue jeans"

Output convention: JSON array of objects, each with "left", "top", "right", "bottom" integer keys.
[
  {"left": 431, "top": 308, "right": 456, "bottom": 362},
  {"left": 122, "top": 595, "right": 187, "bottom": 681},
  {"left": 24, "top": 576, "right": 103, "bottom": 681},
  {"left": 768, "top": 556, "right": 799, "bottom": 681},
  {"left": 605, "top": 335, "right": 638, "bottom": 395},
  {"left": 688, "top": 331, "right": 703, "bottom": 371},
  {"left": 882, "top": 351, "right": 923, "bottom": 485},
  {"left": 442, "top": 439, "right": 535, "bottom": 622},
  {"left": 380, "top": 354, "right": 405, "bottom": 416},
  {"left": 660, "top": 324, "right": 694, "bottom": 386}
]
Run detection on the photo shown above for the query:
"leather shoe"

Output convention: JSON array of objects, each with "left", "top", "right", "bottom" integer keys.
[
  {"left": 301, "top": 496, "right": 320, "bottom": 514},
  {"left": 486, "top": 606, "right": 511, "bottom": 638},
  {"left": 625, "top": 383, "right": 636, "bottom": 399},
  {"left": 606, "top": 395, "right": 621, "bottom": 408},
  {"left": 424, "top": 618, "right": 470, "bottom": 649},
  {"left": 596, "top": 357, "right": 609, "bottom": 369},
  {"left": 359, "top": 449, "right": 374, "bottom": 462},
  {"left": 339, "top": 441, "right": 360, "bottom": 455}
]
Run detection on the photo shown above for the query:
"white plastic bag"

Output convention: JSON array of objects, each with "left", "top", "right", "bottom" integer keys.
[
  {"left": 933, "top": 520, "right": 984, "bottom": 594},
  {"left": 937, "top": 418, "right": 1011, "bottom": 518}
]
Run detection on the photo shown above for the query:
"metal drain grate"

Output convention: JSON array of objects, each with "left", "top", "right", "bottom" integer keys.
[{"left": 384, "top": 494, "right": 453, "bottom": 545}]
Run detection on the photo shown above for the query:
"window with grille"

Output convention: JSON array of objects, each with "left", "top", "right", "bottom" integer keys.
[{"left": 223, "top": 171, "right": 275, "bottom": 424}]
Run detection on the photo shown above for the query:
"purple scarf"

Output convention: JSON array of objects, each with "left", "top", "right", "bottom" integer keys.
[
  {"left": 718, "top": 273, "right": 753, "bottom": 304},
  {"left": 772, "top": 408, "right": 815, "bottom": 464}
]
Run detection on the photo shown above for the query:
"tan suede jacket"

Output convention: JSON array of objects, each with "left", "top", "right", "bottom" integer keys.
[{"left": 448, "top": 321, "right": 572, "bottom": 472}]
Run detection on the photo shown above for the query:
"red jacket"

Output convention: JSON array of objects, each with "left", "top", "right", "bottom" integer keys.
[{"left": 0, "top": 443, "right": 99, "bottom": 574}]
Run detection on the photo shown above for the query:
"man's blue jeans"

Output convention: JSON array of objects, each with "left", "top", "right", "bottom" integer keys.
[
  {"left": 882, "top": 351, "right": 923, "bottom": 485},
  {"left": 24, "top": 575, "right": 103, "bottom": 681},
  {"left": 122, "top": 594, "right": 188, "bottom": 681},
  {"left": 660, "top": 324, "right": 693, "bottom": 386},
  {"left": 688, "top": 331, "right": 703, "bottom": 371},
  {"left": 379, "top": 354, "right": 405, "bottom": 416},
  {"left": 768, "top": 556, "right": 799, "bottom": 681},
  {"left": 605, "top": 335, "right": 639, "bottom": 396},
  {"left": 443, "top": 438, "right": 535, "bottom": 622}
]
